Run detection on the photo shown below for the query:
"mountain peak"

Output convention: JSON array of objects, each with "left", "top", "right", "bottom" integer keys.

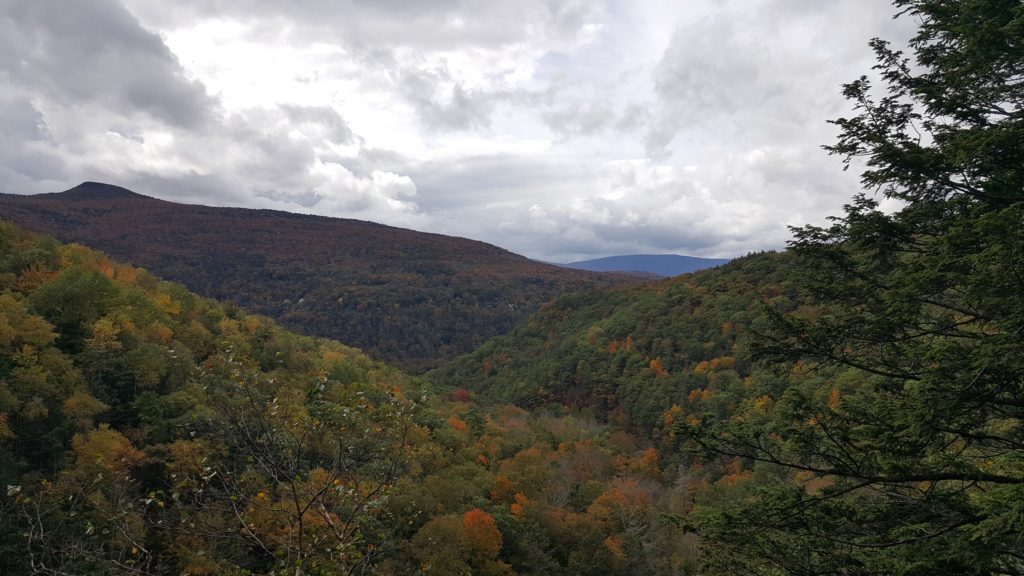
[{"left": 62, "top": 181, "right": 144, "bottom": 200}]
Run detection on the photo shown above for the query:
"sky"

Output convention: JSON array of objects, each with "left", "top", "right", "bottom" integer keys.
[{"left": 0, "top": 0, "right": 914, "bottom": 262}]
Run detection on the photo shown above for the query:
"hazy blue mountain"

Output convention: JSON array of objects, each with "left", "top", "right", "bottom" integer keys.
[{"left": 562, "top": 254, "right": 731, "bottom": 277}]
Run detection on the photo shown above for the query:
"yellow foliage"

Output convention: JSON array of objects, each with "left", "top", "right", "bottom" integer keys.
[
  {"left": 15, "top": 262, "right": 58, "bottom": 292},
  {"left": 216, "top": 317, "right": 239, "bottom": 335},
  {"left": 0, "top": 412, "right": 13, "bottom": 442},
  {"left": 752, "top": 395, "right": 773, "bottom": 411},
  {"left": 153, "top": 292, "right": 182, "bottom": 316},
  {"left": 87, "top": 317, "right": 123, "bottom": 351},
  {"left": 0, "top": 294, "right": 56, "bottom": 349},
  {"left": 147, "top": 322, "right": 174, "bottom": 345},
  {"left": 71, "top": 426, "right": 144, "bottom": 475},
  {"left": 244, "top": 316, "right": 261, "bottom": 335},
  {"left": 63, "top": 392, "right": 109, "bottom": 429}
]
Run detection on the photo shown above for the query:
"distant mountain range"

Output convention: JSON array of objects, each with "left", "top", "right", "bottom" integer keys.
[
  {"left": 562, "top": 253, "right": 731, "bottom": 277},
  {"left": 0, "top": 182, "right": 639, "bottom": 371}
]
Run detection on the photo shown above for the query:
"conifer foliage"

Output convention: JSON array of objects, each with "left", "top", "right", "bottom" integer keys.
[{"left": 685, "top": 2, "right": 1024, "bottom": 573}]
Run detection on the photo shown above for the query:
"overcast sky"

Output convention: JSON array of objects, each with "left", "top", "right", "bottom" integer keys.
[{"left": 0, "top": 0, "right": 914, "bottom": 261}]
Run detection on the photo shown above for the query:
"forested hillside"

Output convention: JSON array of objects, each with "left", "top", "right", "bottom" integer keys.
[
  {"left": 0, "top": 221, "right": 715, "bottom": 576},
  {"left": 431, "top": 251, "right": 796, "bottom": 435},
  {"left": 0, "top": 183, "right": 635, "bottom": 372}
]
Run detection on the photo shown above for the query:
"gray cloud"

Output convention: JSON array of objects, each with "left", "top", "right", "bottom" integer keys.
[
  {"left": 395, "top": 67, "right": 497, "bottom": 132},
  {"left": 281, "top": 105, "right": 355, "bottom": 144},
  {"left": 0, "top": 0, "right": 214, "bottom": 129},
  {"left": 0, "top": 93, "right": 68, "bottom": 195},
  {"left": 646, "top": 0, "right": 913, "bottom": 158}
]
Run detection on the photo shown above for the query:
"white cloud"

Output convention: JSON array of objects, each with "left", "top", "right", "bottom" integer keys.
[{"left": 0, "top": 0, "right": 916, "bottom": 261}]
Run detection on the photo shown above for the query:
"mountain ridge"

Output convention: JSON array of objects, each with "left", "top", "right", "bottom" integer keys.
[
  {"left": 0, "top": 182, "right": 639, "bottom": 371},
  {"left": 562, "top": 253, "right": 732, "bottom": 277}
]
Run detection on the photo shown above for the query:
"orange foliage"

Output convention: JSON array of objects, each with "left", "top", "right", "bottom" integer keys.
[
  {"left": 462, "top": 509, "right": 502, "bottom": 558},
  {"left": 662, "top": 404, "right": 683, "bottom": 429},
  {"left": 112, "top": 264, "right": 136, "bottom": 285},
  {"left": 606, "top": 335, "right": 635, "bottom": 353},
  {"left": 97, "top": 260, "right": 115, "bottom": 278},
  {"left": 694, "top": 355, "right": 736, "bottom": 374},
  {"left": 603, "top": 534, "right": 627, "bottom": 562},
  {"left": 447, "top": 416, "right": 468, "bottom": 432},
  {"left": 828, "top": 388, "right": 841, "bottom": 410},
  {"left": 687, "top": 388, "right": 714, "bottom": 404},
  {"left": 588, "top": 478, "right": 652, "bottom": 531},
  {"left": 510, "top": 493, "right": 529, "bottom": 517},
  {"left": 491, "top": 475, "right": 516, "bottom": 503},
  {"left": 630, "top": 447, "right": 661, "bottom": 478},
  {"left": 717, "top": 458, "right": 752, "bottom": 487},
  {"left": 649, "top": 358, "right": 668, "bottom": 378}
]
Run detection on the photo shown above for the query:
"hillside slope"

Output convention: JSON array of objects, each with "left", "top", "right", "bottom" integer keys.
[
  {"left": 0, "top": 182, "right": 635, "bottom": 371},
  {"left": 430, "top": 251, "right": 797, "bottom": 434}
]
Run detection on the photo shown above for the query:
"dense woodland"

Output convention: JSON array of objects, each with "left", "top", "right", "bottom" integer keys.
[
  {"left": 0, "top": 185, "right": 636, "bottom": 372},
  {"left": 1, "top": 0, "right": 1022, "bottom": 574},
  {"left": 0, "top": 222, "right": 708, "bottom": 576}
]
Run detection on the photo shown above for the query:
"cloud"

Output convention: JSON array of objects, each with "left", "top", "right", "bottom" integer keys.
[
  {"left": 0, "top": 93, "right": 68, "bottom": 195},
  {"left": 0, "top": 0, "right": 214, "bottom": 129},
  {"left": 646, "top": 0, "right": 912, "bottom": 158},
  {"left": 280, "top": 105, "right": 355, "bottom": 144},
  {"left": 123, "top": 0, "right": 605, "bottom": 51},
  {"left": 0, "top": 0, "right": 920, "bottom": 262}
]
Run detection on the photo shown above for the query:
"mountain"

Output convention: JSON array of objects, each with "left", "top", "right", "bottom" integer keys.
[
  {"left": 0, "top": 182, "right": 637, "bottom": 371},
  {"left": 562, "top": 254, "right": 731, "bottom": 277}
]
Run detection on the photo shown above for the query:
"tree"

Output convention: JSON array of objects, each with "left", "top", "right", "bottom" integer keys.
[
  {"left": 163, "top": 353, "right": 415, "bottom": 576},
  {"left": 685, "top": 2, "right": 1024, "bottom": 574}
]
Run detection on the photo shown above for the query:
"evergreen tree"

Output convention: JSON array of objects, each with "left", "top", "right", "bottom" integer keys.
[{"left": 686, "top": 2, "right": 1024, "bottom": 574}]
